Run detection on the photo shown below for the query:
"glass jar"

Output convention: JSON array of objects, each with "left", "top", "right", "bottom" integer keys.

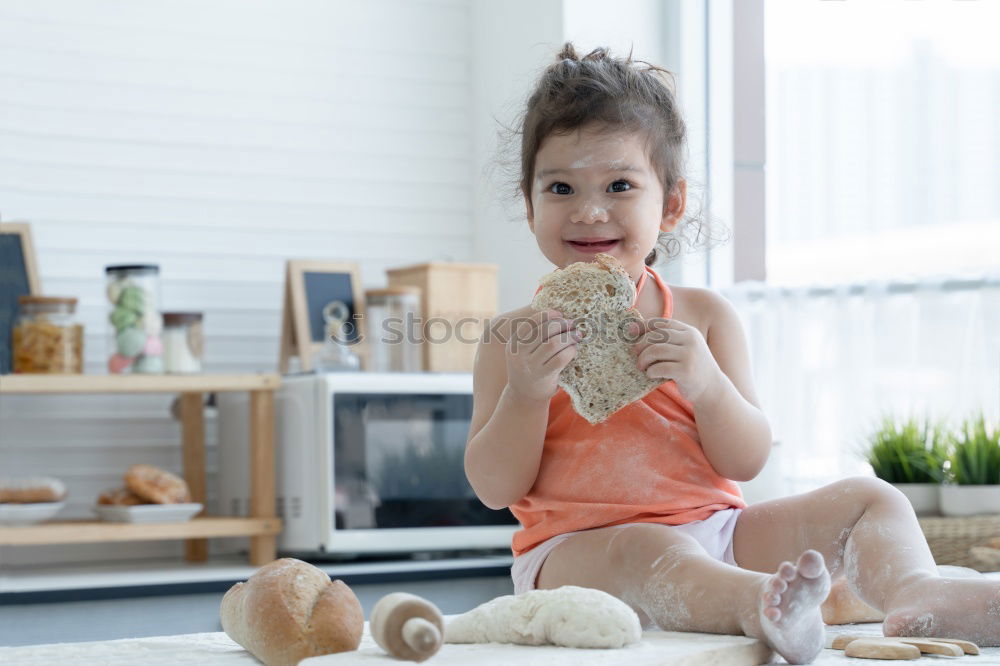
[
  {"left": 105, "top": 264, "right": 163, "bottom": 374},
  {"left": 314, "top": 300, "right": 361, "bottom": 372},
  {"left": 364, "top": 287, "right": 422, "bottom": 372},
  {"left": 12, "top": 296, "right": 84, "bottom": 374},
  {"left": 162, "top": 312, "right": 203, "bottom": 373}
]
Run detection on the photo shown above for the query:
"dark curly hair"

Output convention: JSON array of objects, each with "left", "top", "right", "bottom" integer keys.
[{"left": 513, "top": 42, "right": 718, "bottom": 266}]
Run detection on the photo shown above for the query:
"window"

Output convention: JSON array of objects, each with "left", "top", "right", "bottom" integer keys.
[
  {"left": 722, "top": 1, "right": 1000, "bottom": 494},
  {"left": 764, "top": 0, "right": 1000, "bottom": 285}
]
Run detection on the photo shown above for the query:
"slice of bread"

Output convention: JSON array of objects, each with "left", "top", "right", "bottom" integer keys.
[{"left": 531, "top": 253, "right": 663, "bottom": 424}]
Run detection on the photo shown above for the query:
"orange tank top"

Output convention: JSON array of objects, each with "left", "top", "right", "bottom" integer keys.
[{"left": 510, "top": 266, "right": 746, "bottom": 556}]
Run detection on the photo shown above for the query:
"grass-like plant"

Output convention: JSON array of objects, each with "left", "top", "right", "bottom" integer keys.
[
  {"left": 946, "top": 414, "right": 1000, "bottom": 485},
  {"left": 863, "top": 415, "right": 948, "bottom": 484}
]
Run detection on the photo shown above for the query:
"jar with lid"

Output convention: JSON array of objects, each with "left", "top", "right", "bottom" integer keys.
[
  {"left": 313, "top": 300, "right": 361, "bottom": 372},
  {"left": 12, "top": 296, "right": 84, "bottom": 374},
  {"left": 364, "top": 287, "right": 422, "bottom": 372},
  {"left": 105, "top": 264, "right": 163, "bottom": 374},
  {"left": 162, "top": 312, "right": 203, "bottom": 373}
]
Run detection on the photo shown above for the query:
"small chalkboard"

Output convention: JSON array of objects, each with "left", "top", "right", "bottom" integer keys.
[
  {"left": 281, "top": 260, "right": 366, "bottom": 372},
  {"left": 303, "top": 271, "right": 361, "bottom": 345},
  {"left": 0, "top": 223, "right": 42, "bottom": 374}
]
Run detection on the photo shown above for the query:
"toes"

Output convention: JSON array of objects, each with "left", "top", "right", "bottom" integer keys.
[
  {"left": 766, "top": 577, "right": 788, "bottom": 596},
  {"left": 764, "top": 606, "right": 782, "bottom": 622},
  {"left": 797, "top": 550, "right": 826, "bottom": 579},
  {"left": 778, "top": 562, "right": 796, "bottom": 581}
]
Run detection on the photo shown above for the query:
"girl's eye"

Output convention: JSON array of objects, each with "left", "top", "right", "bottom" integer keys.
[
  {"left": 608, "top": 180, "right": 632, "bottom": 193},
  {"left": 548, "top": 182, "right": 573, "bottom": 195}
]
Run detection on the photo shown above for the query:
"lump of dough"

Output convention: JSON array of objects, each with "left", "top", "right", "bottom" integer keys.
[{"left": 444, "top": 585, "right": 641, "bottom": 649}]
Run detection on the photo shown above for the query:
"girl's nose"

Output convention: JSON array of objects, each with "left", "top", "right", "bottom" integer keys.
[{"left": 573, "top": 199, "right": 609, "bottom": 224}]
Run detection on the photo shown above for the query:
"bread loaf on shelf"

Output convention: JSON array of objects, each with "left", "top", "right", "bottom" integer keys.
[
  {"left": 124, "top": 463, "right": 190, "bottom": 504},
  {"left": 0, "top": 476, "right": 67, "bottom": 503},
  {"left": 220, "top": 558, "right": 363, "bottom": 666}
]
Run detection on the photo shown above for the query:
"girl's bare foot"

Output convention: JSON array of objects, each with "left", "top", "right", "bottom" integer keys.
[
  {"left": 821, "top": 576, "right": 885, "bottom": 625},
  {"left": 883, "top": 574, "right": 1000, "bottom": 646},
  {"left": 755, "top": 550, "right": 831, "bottom": 664}
]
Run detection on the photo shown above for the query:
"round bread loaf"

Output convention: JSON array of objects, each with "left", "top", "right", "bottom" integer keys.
[
  {"left": 220, "top": 558, "right": 363, "bottom": 666},
  {"left": 124, "top": 464, "right": 190, "bottom": 504}
]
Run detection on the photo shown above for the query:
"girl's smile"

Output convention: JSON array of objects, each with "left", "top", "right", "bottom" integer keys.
[{"left": 566, "top": 238, "right": 621, "bottom": 254}]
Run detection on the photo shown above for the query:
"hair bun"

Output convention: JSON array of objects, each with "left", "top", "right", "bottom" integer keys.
[{"left": 557, "top": 42, "right": 579, "bottom": 62}]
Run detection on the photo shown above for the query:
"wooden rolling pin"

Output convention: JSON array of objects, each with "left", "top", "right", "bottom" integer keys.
[{"left": 369, "top": 592, "right": 445, "bottom": 662}]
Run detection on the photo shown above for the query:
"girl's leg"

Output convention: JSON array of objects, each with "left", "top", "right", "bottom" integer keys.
[
  {"left": 536, "top": 522, "right": 831, "bottom": 664},
  {"left": 732, "top": 476, "right": 1000, "bottom": 645}
]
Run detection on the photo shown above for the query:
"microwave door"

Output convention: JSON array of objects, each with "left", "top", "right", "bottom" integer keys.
[{"left": 332, "top": 392, "right": 516, "bottom": 539}]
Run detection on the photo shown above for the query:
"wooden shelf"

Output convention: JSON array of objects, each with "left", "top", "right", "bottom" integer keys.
[
  {"left": 0, "top": 373, "right": 281, "bottom": 394},
  {"left": 0, "top": 517, "right": 282, "bottom": 546},
  {"left": 1, "top": 372, "right": 280, "bottom": 565}
]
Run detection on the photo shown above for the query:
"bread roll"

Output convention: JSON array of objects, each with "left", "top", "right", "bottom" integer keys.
[
  {"left": 97, "top": 487, "right": 149, "bottom": 506},
  {"left": 531, "top": 253, "right": 663, "bottom": 423},
  {"left": 220, "top": 558, "right": 363, "bottom": 666},
  {"left": 124, "top": 463, "right": 190, "bottom": 504},
  {"left": 0, "top": 476, "right": 67, "bottom": 503}
]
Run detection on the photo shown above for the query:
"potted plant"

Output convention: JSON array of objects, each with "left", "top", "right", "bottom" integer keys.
[
  {"left": 940, "top": 414, "right": 1000, "bottom": 516},
  {"left": 863, "top": 415, "right": 947, "bottom": 515}
]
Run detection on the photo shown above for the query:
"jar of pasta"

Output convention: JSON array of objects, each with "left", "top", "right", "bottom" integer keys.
[
  {"left": 12, "top": 296, "right": 84, "bottom": 374},
  {"left": 105, "top": 264, "right": 164, "bottom": 374}
]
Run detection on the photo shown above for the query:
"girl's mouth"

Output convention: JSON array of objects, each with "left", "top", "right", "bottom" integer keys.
[{"left": 567, "top": 239, "right": 620, "bottom": 253}]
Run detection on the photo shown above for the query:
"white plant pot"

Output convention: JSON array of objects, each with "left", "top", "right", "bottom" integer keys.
[
  {"left": 893, "top": 483, "right": 940, "bottom": 516},
  {"left": 939, "top": 484, "right": 1000, "bottom": 517}
]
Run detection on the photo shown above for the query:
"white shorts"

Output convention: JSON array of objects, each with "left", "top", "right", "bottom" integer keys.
[{"left": 510, "top": 508, "right": 743, "bottom": 595}]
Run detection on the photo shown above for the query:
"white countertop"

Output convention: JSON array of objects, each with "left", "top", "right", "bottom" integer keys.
[{"left": 2, "top": 624, "right": 999, "bottom": 666}]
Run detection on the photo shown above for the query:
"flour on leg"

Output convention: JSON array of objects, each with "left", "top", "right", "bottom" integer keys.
[{"left": 444, "top": 585, "right": 641, "bottom": 648}]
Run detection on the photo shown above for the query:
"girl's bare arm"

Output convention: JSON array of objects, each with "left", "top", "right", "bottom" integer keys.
[
  {"left": 690, "top": 291, "right": 772, "bottom": 481},
  {"left": 464, "top": 309, "right": 578, "bottom": 509}
]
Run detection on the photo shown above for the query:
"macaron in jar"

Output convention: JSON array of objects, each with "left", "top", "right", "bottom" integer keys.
[{"left": 105, "top": 264, "right": 164, "bottom": 374}]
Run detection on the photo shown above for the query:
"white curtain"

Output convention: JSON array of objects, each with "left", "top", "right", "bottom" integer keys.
[{"left": 723, "top": 277, "right": 1000, "bottom": 496}]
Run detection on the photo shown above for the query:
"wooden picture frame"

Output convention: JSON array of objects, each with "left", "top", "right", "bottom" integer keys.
[
  {"left": 0, "top": 222, "right": 42, "bottom": 374},
  {"left": 279, "top": 260, "right": 366, "bottom": 373}
]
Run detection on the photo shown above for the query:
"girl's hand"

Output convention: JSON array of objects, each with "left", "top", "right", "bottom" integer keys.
[
  {"left": 505, "top": 309, "right": 580, "bottom": 403},
  {"left": 629, "top": 318, "right": 724, "bottom": 404}
]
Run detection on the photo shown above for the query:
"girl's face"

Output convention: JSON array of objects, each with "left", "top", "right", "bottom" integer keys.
[{"left": 526, "top": 126, "right": 686, "bottom": 281}]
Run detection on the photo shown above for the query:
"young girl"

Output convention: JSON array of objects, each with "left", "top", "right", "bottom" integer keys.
[{"left": 465, "top": 44, "right": 1000, "bottom": 664}]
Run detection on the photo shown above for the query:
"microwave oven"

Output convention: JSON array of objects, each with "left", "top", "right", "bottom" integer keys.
[{"left": 217, "top": 372, "right": 518, "bottom": 557}]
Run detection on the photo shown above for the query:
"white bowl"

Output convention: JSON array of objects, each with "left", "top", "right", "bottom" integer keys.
[
  {"left": 939, "top": 485, "right": 1000, "bottom": 517},
  {"left": 92, "top": 503, "right": 203, "bottom": 523},
  {"left": 0, "top": 502, "right": 66, "bottom": 526}
]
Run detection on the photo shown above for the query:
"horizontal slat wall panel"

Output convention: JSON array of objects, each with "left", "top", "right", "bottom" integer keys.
[
  {"left": 0, "top": 0, "right": 474, "bottom": 566},
  {"left": 0, "top": 193, "right": 473, "bottom": 234}
]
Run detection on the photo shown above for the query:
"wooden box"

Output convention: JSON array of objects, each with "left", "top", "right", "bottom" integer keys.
[{"left": 386, "top": 262, "right": 498, "bottom": 372}]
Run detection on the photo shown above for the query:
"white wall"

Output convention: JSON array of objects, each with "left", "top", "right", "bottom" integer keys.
[
  {"left": 469, "top": 0, "right": 563, "bottom": 313},
  {"left": 0, "top": 0, "right": 475, "bottom": 565},
  {"left": 1, "top": 0, "right": 707, "bottom": 567}
]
